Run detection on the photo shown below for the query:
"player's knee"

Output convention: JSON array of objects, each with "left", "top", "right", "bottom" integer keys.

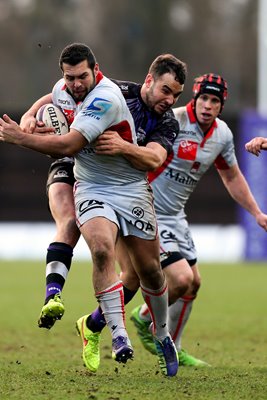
[
  {"left": 120, "top": 270, "right": 140, "bottom": 291},
  {"left": 168, "top": 271, "right": 193, "bottom": 299},
  {"left": 91, "top": 240, "right": 115, "bottom": 271},
  {"left": 140, "top": 260, "right": 163, "bottom": 287}
]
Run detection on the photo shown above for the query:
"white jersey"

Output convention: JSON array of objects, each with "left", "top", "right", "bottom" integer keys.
[
  {"left": 70, "top": 74, "right": 146, "bottom": 186},
  {"left": 149, "top": 101, "right": 237, "bottom": 216},
  {"left": 53, "top": 75, "right": 145, "bottom": 186}
]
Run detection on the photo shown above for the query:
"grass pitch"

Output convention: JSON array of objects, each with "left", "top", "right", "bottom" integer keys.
[{"left": 1, "top": 260, "right": 267, "bottom": 399}]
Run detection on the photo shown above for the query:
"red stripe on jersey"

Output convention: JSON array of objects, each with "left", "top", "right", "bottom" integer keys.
[
  {"left": 95, "top": 71, "right": 104, "bottom": 84},
  {"left": 109, "top": 120, "right": 134, "bottom": 143},
  {"left": 148, "top": 151, "right": 174, "bottom": 183},
  {"left": 186, "top": 101, "right": 196, "bottom": 123},
  {"left": 200, "top": 119, "right": 217, "bottom": 147},
  {"left": 214, "top": 154, "right": 230, "bottom": 170}
]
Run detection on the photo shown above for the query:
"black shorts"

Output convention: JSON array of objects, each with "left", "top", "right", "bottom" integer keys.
[{"left": 46, "top": 159, "right": 75, "bottom": 194}]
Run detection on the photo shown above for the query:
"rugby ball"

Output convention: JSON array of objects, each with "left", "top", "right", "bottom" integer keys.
[{"left": 36, "top": 103, "right": 69, "bottom": 135}]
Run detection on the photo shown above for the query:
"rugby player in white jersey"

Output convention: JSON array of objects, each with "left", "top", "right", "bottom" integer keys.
[
  {"left": 94, "top": 73, "right": 267, "bottom": 367},
  {"left": 0, "top": 43, "right": 185, "bottom": 377},
  {"left": 19, "top": 52, "right": 187, "bottom": 374}
]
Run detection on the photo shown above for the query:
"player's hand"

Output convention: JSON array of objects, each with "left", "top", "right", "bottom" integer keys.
[
  {"left": 20, "top": 113, "right": 54, "bottom": 135},
  {"left": 0, "top": 114, "right": 25, "bottom": 144},
  {"left": 245, "top": 137, "right": 267, "bottom": 156},
  {"left": 95, "top": 130, "right": 128, "bottom": 155},
  {"left": 255, "top": 212, "right": 267, "bottom": 231}
]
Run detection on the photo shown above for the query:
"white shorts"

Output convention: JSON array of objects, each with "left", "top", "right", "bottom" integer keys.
[
  {"left": 74, "top": 180, "right": 157, "bottom": 240},
  {"left": 157, "top": 209, "right": 197, "bottom": 261}
]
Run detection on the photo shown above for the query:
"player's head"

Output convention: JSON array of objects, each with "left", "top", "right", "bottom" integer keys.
[
  {"left": 192, "top": 73, "right": 228, "bottom": 110},
  {"left": 192, "top": 73, "right": 228, "bottom": 130},
  {"left": 148, "top": 54, "right": 187, "bottom": 85},
  {"left": 59, "top": 43, "right": 99, "bottom": 102},
  {"left": 142, "top": 54, "right": 187, "bottom": 114}
]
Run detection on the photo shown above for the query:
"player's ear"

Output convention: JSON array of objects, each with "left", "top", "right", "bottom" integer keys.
[
  {"left": 94, "top": 63, "right": 100, "bottom": 78},
  {"left": 145, "top": 73, "right": 153, "bottom": 88}
]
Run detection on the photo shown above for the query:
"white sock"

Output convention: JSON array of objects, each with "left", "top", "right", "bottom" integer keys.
[
  {"left": 140, "top": 280, "right": 169, "bottom": 341},
  {"left": 96, "top": 281, "right": 127, "bottom": 339},
  {"left": 168, "top": 295, "right": 195, "bottom": 351}
]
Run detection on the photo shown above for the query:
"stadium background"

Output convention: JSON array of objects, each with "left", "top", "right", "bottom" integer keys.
[{"left": 0, "top": 0, "right": 266, "bottom": 260}]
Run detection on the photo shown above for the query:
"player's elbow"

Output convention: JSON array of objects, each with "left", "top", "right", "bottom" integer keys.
[{"left": 146, "top": 154, "right": 166, "bottom": 171}]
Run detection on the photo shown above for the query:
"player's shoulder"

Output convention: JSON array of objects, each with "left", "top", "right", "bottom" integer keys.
[
  {"left": 172, "top": 105, "right": 187, "bottom": 120},
  {"left": 215, "top": 117, "right": 233, "bottom": 137},
  {"left": 111, "top": 79, "right": 141, "bottom": 98},
  {"left": 52, "top": 78, "right": 66, "bottom": 92},
  {"left": 158, "top": 108, "right": 180, "bottom": 132},
  {"left": 95, "top": 76, "right": 125, "bottom": 102}
]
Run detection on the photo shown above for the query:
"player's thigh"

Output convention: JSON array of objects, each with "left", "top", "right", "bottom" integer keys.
[
  {"left": 48, "top": 182, "right": 76, "bottom": 221},
  {"left": 122, "top": 235, "right": 161, "bottom": 276},
  {"left": 80, "top": 216, "right": 118, "bottom": 257}
]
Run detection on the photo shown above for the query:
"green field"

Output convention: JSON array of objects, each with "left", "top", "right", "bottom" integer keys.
[{"left": 1, "top": 260, "right": 267, "bottom": 400}]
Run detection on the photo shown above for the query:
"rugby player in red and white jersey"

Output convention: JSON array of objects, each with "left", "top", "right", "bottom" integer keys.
[
  {"left": 0, "top": 44, "right": 188, "bottom": 377},
  {"left": 94, "top": 73, "right": 267, "bottom": 367},
  {"left": 129, "top": 73, "right": 267, "bottom": 365}
]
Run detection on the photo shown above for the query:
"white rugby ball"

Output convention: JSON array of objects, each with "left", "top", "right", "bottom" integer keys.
[{"left": 36, "top": 103, "right": 69, "bottom": 135}]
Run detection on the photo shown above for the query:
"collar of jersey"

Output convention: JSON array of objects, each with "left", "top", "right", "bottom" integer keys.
[{"left": 186, "top": 100, "right": 217, "bottom": 147}]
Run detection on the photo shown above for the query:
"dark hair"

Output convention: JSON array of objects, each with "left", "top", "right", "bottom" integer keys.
[
  {"left": 148, "top": 54, "right": 187, "bottom": 84},
  {"left": 59, "top": 43, "right": 96, "bottom": 70}
]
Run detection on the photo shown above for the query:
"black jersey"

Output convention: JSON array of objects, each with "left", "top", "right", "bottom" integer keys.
[{"left": 112, "top": 79, "right": 179, "bottom": 154}]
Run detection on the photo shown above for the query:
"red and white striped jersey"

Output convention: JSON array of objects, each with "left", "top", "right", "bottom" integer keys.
[{"left": 149, "top": 101, "right": 237, "bottom": 216}]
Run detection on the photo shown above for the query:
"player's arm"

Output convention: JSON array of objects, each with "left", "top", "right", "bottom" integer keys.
[
  {"left": 0, "top": 114, "right": 86, "bottom": 158},
  {"left": 95, "top": 130, "right": 167, "bottom": 171},
  {"left": 218, "top": 164, "right": 267, "bottom": 230},
  {"left": 20, "top": 93, "right": 53, "bottom": 134},
  {"left": 245, "top": 136, "right": 267, "bottom": 156}
]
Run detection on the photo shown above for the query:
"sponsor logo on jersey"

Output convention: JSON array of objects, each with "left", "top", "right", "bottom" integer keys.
[
  {"left": 53, "top": 170, "right": 69, "bottom": 179},
  {"left": 178, "top": 140, "right": 198, "bottom": 160},
  {"left": 129, "top": 207, "right": 154, "bottom": 232},
  {"left": 82, "top": 97, "right": 112, "bottom": 120},
  {"left": 165, "top": 168, "right": 197, "bottom": 186},
  {"left": 78, "top": 199, "right": 104, "bottom": 217},
  {"left": 62, "top": 108, "right": 75, "bottom": 124},
  {"left": 132, "top": 207, "right": 144, "bottom": 219},
  {"left": 180, "top": 129, "right": 197, "bottom": 136},
  {"left": 58, "top": 99, "right": 71, "bottom": 106},
  {"left": 160, "top": 229, "right": 177, "bottom": 243},
  {"left": 190, "top": 161, "right": 201, "bottom": 173}
]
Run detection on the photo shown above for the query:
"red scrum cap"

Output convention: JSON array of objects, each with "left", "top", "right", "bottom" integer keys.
[{"left": 192, "top": 73, "right": 228, "bottom": 106}]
